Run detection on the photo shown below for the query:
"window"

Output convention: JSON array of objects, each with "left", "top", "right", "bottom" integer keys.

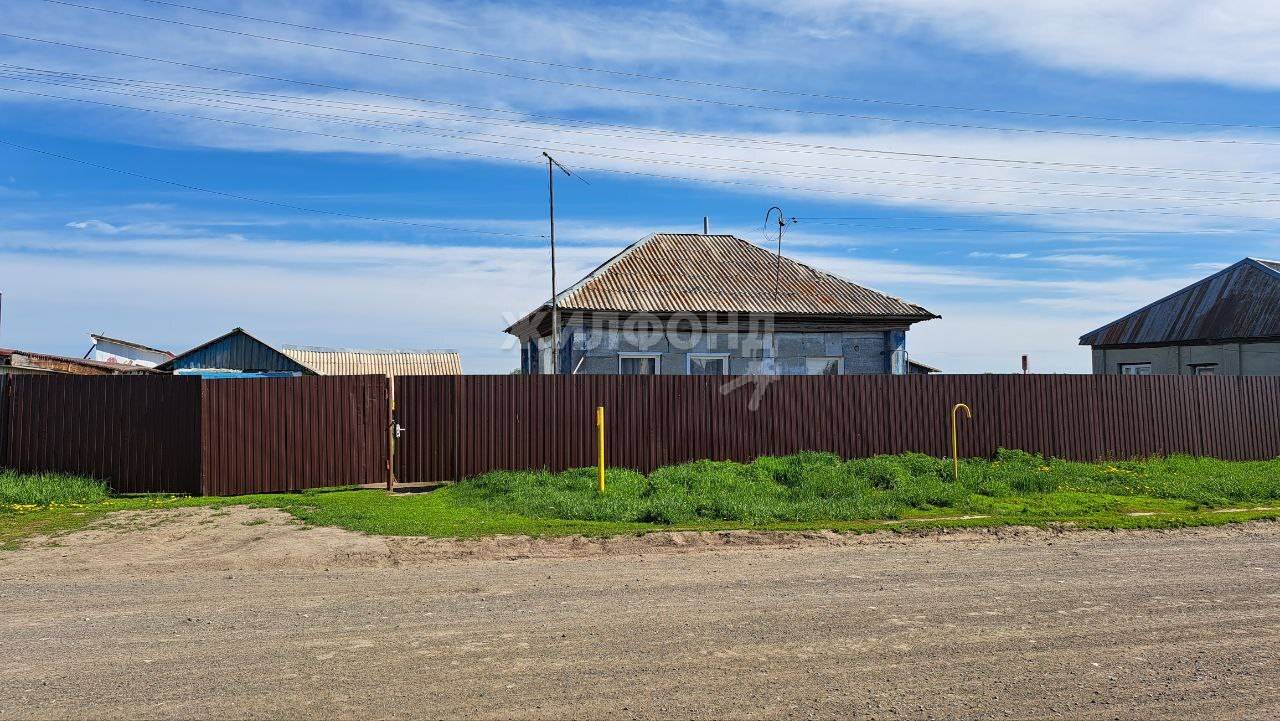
[
  {"left": 1190, "top": 363, "right": 1218, "bottom": 376},
  {"left": 806, "top": 357, "right": 844, "bottom": 375},
  {"left": 688, "top": 354, "right": 729, "bottom": 375},
  {"left": 1119, "top": 363, "right": 1152, "bottom": 376},
  {"left": 619, "top": 354, "right": 660, "bottom": 375}
]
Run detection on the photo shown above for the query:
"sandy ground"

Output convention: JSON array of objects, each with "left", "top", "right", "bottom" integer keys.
[{"left": 0, "top": 507, "right": 1277, "bottom": 720}]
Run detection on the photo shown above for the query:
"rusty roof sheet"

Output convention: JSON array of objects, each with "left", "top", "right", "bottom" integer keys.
[
  {"left": 510, "top": 233, "right": 935, "bottom": 330},
  {"left": 280, "top": 347, "right": 461, "bottom": 376},
  {"left": 1079, "top": 258, "right": 1280, "bottom": 347}
]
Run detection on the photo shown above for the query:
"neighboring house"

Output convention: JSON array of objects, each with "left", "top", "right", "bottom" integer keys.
[
  {"left": 505, "top": 233, "right": 938, "bottom": 375},
  {"left": 1080, "top": 258, "right": 1280, "bottom": 376},
  {"left": 156, "top": 328, "right": 461, "bottom": 378},
  {"left": 85, "top": 333, "right": 174, "bottom": 369},
  {"left": 1, "top": 347, "right": 154, "bottom": 376},
  {"left": 908, "top": 359, "right": 940, "bottom": 375}
]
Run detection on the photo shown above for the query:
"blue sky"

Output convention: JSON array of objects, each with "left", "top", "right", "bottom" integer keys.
[{"left": 2, "top": 0, "right": 1279, "bottom": 373}]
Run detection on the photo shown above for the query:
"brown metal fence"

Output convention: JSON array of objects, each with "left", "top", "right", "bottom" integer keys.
[
  {"left": 1, "top": 374, "right": 388, "bottom": 495},
  {"left": 392, "top": 374, "right": 1280, "bottom": 483},
  {"left": 3, "top": 374, "right": 202, "bottom": 493},
  {"left": 4, "top": 373, "right": 1280, "bottom": 494},
  {"left": 200, "top": 375, "right": 389, "bottom": 495}
]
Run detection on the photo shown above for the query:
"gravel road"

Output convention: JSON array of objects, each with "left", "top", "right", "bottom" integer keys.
[{"left": 1, "top": 507, "right": 1276, "bottom": 720}]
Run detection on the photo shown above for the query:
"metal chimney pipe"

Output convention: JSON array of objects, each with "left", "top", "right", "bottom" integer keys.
[{"left": 702, "top": 216, "right": 709, "bottom": 235}]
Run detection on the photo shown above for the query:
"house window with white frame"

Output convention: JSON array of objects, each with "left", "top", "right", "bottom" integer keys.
[
  {"left": 1119, "top": 362, "right": 1152, "bottom": 376},
  {"left": 805, "top": 357, "right": 844, "bottom": 375},
  {"left": 1190, "top": 363, "right": 1218, "bottom": 376},
  {"left": 687, "top": 353, "right": 729, "bottom": 375},
  {"left": 619, "top": 353, "right": 660, "bottom": 375}
]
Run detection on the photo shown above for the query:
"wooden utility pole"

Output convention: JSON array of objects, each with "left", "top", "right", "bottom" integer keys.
[{"left": 542, "top": 152, "right": 583, "bottom": 375}]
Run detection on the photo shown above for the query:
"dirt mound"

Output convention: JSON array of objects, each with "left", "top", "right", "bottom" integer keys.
[{"left": 3, "top": 505, "right": 1275, "bottom": 578}]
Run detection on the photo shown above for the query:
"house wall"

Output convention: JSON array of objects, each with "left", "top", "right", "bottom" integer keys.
[
  {"left": 1091, "top": 341, "right": 1280, "bottom": 375},
  {"left": 523, "top": 323, "right": 908, "bottom": 375}
]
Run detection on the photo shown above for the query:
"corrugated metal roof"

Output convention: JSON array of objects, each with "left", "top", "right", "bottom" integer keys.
[
  {"left": 509, "top": 233, "right": 935, "bottom": 331},
  {"left": 280, "top": 347, "right": 461, "bottom": 376},
  {"left": 1079, "top": 258, "right": 1280, "bottom": 347},
  {"left": 89, "top": 333, "right": 174, "bottom": 357},
  {"left": 156, "top": 328, "right": 313, "bottom": 374}
]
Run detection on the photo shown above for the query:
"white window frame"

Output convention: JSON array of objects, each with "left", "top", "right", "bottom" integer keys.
[
  {"left": 618, "top": 353, "right": 661, "bottom": 375},
  {"left": 1190, "top": 363, "right": 1218, "bottom": 376},
  {"left": 686, "top": 353, "right": 730, "bottom": 376},
  {"left": 805, "top": 356, "right": 845, "bottom": 376},
  {"left": 1119, "top": 362, "right": 1152, "bottom": 376}
]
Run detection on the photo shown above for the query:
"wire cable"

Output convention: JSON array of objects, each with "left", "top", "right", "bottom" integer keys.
[
  {"left": 0, "top": 136, "right": 546, "bottom": 238},
  {"left": 28, "top": 0, "right": 1280, "bottom": 147},
  {"left": 116, "top": 0, "right": 1280, "bottom": 132},
  {"left": 2, "top": 33, "right": 1276, "bottom": 180}
]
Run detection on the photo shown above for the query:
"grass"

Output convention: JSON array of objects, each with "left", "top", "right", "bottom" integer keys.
[{"left": 1, "top": 450, "right": 1278, "bottom": 549}]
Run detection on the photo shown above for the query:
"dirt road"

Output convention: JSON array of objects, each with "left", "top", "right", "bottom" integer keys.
[{"left": 1, "top": 507, "right": 1277, "bottom": 720}]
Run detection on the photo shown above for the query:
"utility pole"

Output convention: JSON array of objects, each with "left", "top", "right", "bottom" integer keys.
[{"left": 542, "top": 152, "right": 585, "bottom": 374}]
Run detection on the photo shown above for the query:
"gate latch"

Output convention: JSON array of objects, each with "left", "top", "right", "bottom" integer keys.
[{"left": 393, "top": 422, "right": 407, "bottom": 439}]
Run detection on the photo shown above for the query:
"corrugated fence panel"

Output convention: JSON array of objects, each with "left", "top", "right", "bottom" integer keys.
[
  {"left": 391, "top": 373, "right": 1280, "bottom": 485},
  {"left": 200, "top": 375, "right": 388, "bottom": 495},
  {"left": 9, "top": 373, "right": 1280, "bottom": 494},
  {"left": 4, "top": 375, "right": 200, "bottom": 493}
]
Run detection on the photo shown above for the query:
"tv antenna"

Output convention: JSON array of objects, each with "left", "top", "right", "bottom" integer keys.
[{"left": 763, "top": 206, "right": 794, "bottom": 298}]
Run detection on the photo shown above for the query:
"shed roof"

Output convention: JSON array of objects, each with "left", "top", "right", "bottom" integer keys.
[
  {"left": 157, "top": 328, "right": 461, "bottom": 376},
  {"left": 507, "top": 233, "right": 936, "bottom": 334},
  {"left": 89, "top": 333, "right": 174, "bottom": 357},
  {"left": 1079, "top": 258, "right": 1280, "bottom": 347},
  {"left": 280, "top": 347, "right": 461, "bottom": 376},
  {"left": 0, "top": 347, "right": 155, "bottom": 375}
]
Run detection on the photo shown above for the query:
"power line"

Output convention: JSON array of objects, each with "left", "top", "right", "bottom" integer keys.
[
  {"left": 12, "top": 62, "right": 1280, "bottom": 185},
  {"left": 123, "top": 0, "right": 1280, "bottom": 132},
  {"left": 13, "top": 70, "right": 1280, "bottom": 200},
  {"left": 0, "top": 137, "right": 546, "bottom": 238},
  {"left": 27, "top": 0, "right": 1280, "bottom": 147},
  {"left": 2, "top": 34, "right": 1276, "bottom": 181},
  {"left": 11, "top": 82, "right": 1280, "bottom": 213}
]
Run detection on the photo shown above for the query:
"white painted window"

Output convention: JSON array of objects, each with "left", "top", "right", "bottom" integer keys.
[
  {"left": 1119, "top": 363, "right": 1152, "bottom": 376},
  {"left": 687, "top": 354, "right": 729, "bottom": 375},
  {"left": 805, "top": 357, "right": 844, "bottom": 375},
  {"left": 619, "top": 353, "right": 660, "bottom": 375},
  {"left": 1191, "top": 364, "right": 1217, "bottom": 376}
]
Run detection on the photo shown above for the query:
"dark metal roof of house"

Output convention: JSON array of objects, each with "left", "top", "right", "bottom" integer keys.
[
  {"left": 156, "top": 328, "right": 314, "bottom": 374},
  {"left": 1079, "top": 258, "right": 1280, "bottom": 347},
  {"left": 508, "top": 233, "right": 936, "bottom": 332},
  {"left": 157, "top": 328, "right": 462, "bottom": 375}
]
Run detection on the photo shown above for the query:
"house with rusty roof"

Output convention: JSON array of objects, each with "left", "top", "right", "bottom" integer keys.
[
  {"left": 505, "top": 233, "right": 939, "bottom": 376},
  {"left": 1080, "top": 258, "right": 1280, "bottom": 376},
  {"left": 156, "top": 328, "right": 461, "bottom": 378},
  {"left": 1, "top": 347, "right": 155, "bottom": 376}
]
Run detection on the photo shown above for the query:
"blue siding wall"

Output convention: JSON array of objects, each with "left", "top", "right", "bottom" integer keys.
[{"left": 167, "top": 331, "right": 310, "bottom": 374}]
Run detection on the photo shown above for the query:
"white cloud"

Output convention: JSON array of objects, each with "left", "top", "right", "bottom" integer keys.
[
  {"left": 968, "top": 251, "right": 1028, "bottom": 259},
  {"left": 1040, "top": 253, "right": 1136, "bottom": 268},
  {"left": 743, "top": 0, "right": 1280, "bottom": 89},
  {"left": 65, "top": 219, "right": 121, "bottom": 233}
]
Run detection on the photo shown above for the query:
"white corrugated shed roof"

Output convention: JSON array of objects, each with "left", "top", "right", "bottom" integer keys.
[{"left": 280, "top": 347, "right": 461, "bottom": 376}]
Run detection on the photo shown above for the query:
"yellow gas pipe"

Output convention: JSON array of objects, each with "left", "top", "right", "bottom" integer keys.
[
  {"left": 950, "top": 403, "right": 972, "bottom": 482},
  {"left": 596, "top": 406, "right": 606, "bottom": 493}
]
